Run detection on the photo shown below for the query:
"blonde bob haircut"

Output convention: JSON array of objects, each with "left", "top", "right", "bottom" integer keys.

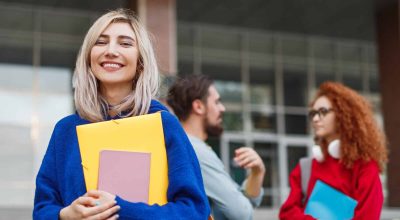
[{"left": 73, "top": 9, "right": 159, "bottom": 122}]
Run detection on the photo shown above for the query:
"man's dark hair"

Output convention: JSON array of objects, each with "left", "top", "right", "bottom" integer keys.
[{"left": 167, "top": 74, "right": 214, "bottom": 121}]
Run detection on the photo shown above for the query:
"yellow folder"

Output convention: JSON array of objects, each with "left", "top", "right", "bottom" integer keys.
[{"left": 76, "top": 112, "right": 168, "bottom": 205}]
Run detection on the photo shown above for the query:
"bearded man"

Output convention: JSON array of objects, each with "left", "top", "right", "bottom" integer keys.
[{"left": 167, "top": 74, "right": 265, "bottom": 220}]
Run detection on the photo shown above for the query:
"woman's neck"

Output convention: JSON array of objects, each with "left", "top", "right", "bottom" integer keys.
[
  {"left": 325, "top": 133, "right": 340, "bottom": 144},
  {"left": 100, "top": 84, "right": 131, "bottom": 106}
]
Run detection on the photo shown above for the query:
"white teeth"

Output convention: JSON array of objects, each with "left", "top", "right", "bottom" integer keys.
[{"left": 103, "top": 63, "right": 121, "bottom": 68}]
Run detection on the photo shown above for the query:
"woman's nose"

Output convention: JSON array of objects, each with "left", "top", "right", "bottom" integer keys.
[
  {"left": 105, "top": 44, "right": 119, "bottom": 57},
  {"left": 312, "top": 113, "right": 320, "bottom": 122}
]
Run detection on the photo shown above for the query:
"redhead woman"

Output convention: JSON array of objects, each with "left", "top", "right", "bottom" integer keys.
[
  {"left": 279, "top": 82, "right": 387, "bottom": 220},
  {"left": 33, "top": 9, "right": 210, "bottom": 220}
]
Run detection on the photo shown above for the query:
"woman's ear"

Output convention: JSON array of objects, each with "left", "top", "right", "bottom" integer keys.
[{"left": 192, "top": 99, "right": 206, "bottom": 115}]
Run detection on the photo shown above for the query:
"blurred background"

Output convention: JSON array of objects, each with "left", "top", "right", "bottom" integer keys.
[{"left": 0, "top": 0, "right": 399, "bottom": 219}]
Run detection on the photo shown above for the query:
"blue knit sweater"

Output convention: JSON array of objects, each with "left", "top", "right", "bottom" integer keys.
[{"left": 33, "top": 100, "right": 210, "bottom": 220}]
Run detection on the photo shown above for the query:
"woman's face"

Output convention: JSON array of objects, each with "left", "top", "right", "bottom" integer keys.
[
  {"left": 310, "top": 96, "right": 338, "bottom": 141},
  {"left": 90, "top": 22, "right": 139, "bottom": 90}
]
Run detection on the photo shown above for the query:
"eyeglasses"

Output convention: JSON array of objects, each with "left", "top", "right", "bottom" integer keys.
[{"left": 308, "top": 107, "right": 333, "bottom": 120}]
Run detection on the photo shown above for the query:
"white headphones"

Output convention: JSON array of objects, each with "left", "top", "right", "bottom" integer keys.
[{"left": 312, "top": 139, "right": 341, "bottom": 162}]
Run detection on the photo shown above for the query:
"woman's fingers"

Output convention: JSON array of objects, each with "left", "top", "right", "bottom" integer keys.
[
  {"left": 88, "top": 204, "right": 120, "bottom": 220},
  {"left": 106, "top": 214, "right": 120, "bottom": 220},
  {"left": 76, "top": 196, "right": 97, "bottom": 207}
]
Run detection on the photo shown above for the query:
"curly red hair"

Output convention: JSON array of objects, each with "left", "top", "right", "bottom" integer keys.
[{"left": 311, "top": 82, "right": 388, "bottom": 172}]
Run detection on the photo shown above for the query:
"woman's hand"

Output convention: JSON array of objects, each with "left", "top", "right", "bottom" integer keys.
[
  {"left": 85, "top": 190, "right": 117, "bottom": 208},
  {"left": 59, "top": 190, "right": 119, "bottom": 220}
]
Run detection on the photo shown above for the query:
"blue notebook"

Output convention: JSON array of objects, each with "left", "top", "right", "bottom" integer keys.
[{"left": 305, "top": 180, "right": 358, "bottom": 220}]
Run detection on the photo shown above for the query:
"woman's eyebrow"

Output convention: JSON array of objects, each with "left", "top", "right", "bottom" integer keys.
[
  {"left": 97, "top": 34, "right": 135, "bottom": 40},
  {"left": 118, "top": 35, "right": 135, "bottom": 41},
  {"left": 98, "top": 34, "right": 109, "bottom": 38}
]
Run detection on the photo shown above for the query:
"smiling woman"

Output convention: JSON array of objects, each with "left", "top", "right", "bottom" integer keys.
[
  {"left": 90, "top": 22, "right": 140, "bottom": 115},
  {"left": 33, "top": 9, "right": 210, "bottom": 220},
  {"left": 73, "top": 9, "right": 159, "bottom": 122}
]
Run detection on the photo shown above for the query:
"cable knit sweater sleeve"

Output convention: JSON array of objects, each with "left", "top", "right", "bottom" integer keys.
[
  {"left": 33, "top": 122, "right": 64, "bottom": 220},
  {"left": 115, "top": 111, "right": 210, "bottom": 220}
]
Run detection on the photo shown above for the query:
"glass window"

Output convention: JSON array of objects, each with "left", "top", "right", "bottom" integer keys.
[
  {"left": 0, "top": 125, "right": 33, "bottom": 180},
  {"left": 366, "top": 45, "right": 377, "bottom": 65},
  {"left": 202, "top": 62, "right": 241, "bottom": 81},
  {"left": 201, "top": 28, "right": 241, "bottom": 51},
  {"left": 213, "top": 80, "right": 242, "bottom": 104},
  {"left": 248, "top": 33, "right": 274, "bottom": 55},
  {"left": 41, "top": 12, "right": 92, "bottom": 36},
  {"left": 38, "top": 67, "right": 72, "bottom": 94},
  {"left": 315, "top": 68, "right": 335, "bottom": 88},
  {"left": 369, "top": 70, "right": 380, "bottom": 94},
  {"left": 254, "top": 142, "right": 278, "bottom": 207},
  {"left": 281, "top": 36, "right": 307, "bottom": 58},
  {"left": 249, "top": 67, "right": 275, "bottom": 105},
  {"left": 0, "top": 6, "right": 34, "bottom": 31},
  {"left": 177, "top": 60, "right": 194, "bottom": 75},
  {"left": 0, "top": 65, "right": 73, "bottom": 206},
  {"left": 285, "top": 114, "right": 308, "bottom": 135},
  {"left": 206, "top": 137, "right": 221, "bottom": 157},
  {"left": 177, "top": 25, "right": 194, "bottom": 47},
  {"left": 340, "top": 44, "right": 362, "bottom": 63},
  {"left": 41, "top": 48, "right": 78, "bottom": 68},
  {"left": 0, "top": 44, "right": 33, "bottom": 65},
  {"left": 223, "top": 111, "right": 243, "bottom": 131},
  {"left": 313, "top": 40, "right": 334, "bottom": 60},
  {"left": 287, "top": 146, "right": 308, "bottom": 176},
  {"left": 343, "top": 67, "right": 362, "bottom": 92},
  {"left": 0, "top": 125, "right": 33, "bottom": 205},
  {"left": 283, "top": 69, "right": 308, "bottom": 107},
  {"left": 0, "top": 64, "right": 33, "bottom": 91},
  {"left": 24, "top": 0, "right": 127, "bottom": 11},
  {"left": 251, "top": 111, "right": 277, "bottom": 132}
]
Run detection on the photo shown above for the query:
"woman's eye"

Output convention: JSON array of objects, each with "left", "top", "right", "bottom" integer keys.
[
  {"left": 121, "top": 42, "right": 133, "bottom": 46},
  {"left": 95, "top": 40, "right": 107, "bottom": 45},
  {"left": 320, "top": 108, "right": 329, "bottom": 115}
]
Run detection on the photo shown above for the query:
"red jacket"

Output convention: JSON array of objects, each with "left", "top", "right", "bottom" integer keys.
[{"left": 279, "top": 155, "right": 383, "bottom": 220}]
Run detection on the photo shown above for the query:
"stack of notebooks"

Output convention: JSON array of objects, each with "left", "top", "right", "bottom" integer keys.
[
  {"left": 76, "top": 112, "right": 168, "bottom": 205},
  {"left": 305, "top": 180, "right": 358, "bottom": 220}
]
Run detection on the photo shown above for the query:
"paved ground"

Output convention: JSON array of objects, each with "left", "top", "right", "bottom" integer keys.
[{"left": 1, "top": 207, "right": 400, "bottom": 219}]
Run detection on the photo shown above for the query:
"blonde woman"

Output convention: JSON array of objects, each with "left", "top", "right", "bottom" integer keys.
[{"left": 33, "top": 9, "right": 210, "bottom": 220}]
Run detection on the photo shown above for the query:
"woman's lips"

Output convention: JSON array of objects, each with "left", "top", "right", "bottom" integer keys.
[{"left": 101, "top": 62, "right": 124, "bottom": 72}]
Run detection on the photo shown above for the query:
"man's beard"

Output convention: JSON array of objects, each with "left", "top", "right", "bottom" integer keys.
[{"left": 204, "top": 117, "right": 224, "bottom": 137}]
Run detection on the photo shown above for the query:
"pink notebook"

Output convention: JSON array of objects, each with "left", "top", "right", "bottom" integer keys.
[{"left": 98, "top": 150, "right": 151, "bottom": 203}]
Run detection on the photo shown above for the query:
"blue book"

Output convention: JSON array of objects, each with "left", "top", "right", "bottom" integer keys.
[{"left": 305, "top": 180, "right": 358, "bottom": 220}]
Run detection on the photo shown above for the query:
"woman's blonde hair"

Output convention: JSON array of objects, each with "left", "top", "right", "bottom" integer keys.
[{"left": 73, "top": 8, "right": 159, "bottom": 122}]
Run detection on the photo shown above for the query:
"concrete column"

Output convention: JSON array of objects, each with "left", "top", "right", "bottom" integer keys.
[
  {"left": 376, "top": 0, "right": 400, "bottom": 207},
  {"left": 133, "top": 0, "right": 177, "bottom": 75}
]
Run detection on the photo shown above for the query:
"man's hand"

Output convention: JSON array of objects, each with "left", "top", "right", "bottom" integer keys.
[
  {"left": 234, "top": 147, "right": 266, "bottom": 198},
  {"left": 234, "top": 147, "right": 265, "bottom": 174}
]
